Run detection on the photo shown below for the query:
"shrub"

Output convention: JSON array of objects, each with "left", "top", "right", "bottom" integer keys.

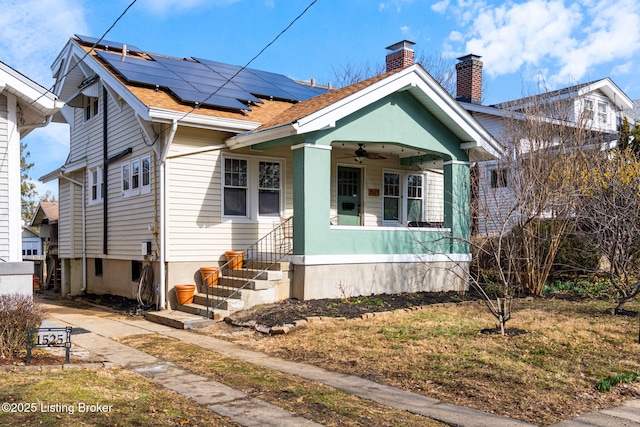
[
  {"left": 0, "top": 294, "right": 43, "bottom": 358},
  {"left": 543, "top": 277, "right": 613, "bottom": 298}
]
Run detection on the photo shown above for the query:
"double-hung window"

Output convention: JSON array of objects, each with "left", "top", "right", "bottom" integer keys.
[
  {"left": 258, "top": 161, "right": 281, "bottom": 216},
  {"left": 83, "top": 95, "right": 99, "bottom": 121},
  {"left": 383, "top": 171, "right": 427, "bottom": 225},
  {"left": 406, "top": 174, "right": 423, "bottom": 223},
  {"left": 584, "top": 99, "right": 595, "bottom": 120},
  {"left": 224, "top": 158, "right": 248, "bottom": 216},
  {"left": 89, "top": 166, "right": 104, "bottom": 204},
  {"left": 598, "top": 101, "right": 608, "bottom": 124},
  {"left": 122, "top": 154, "right": 151, "bottom": 198},
  {"left": 383, "top": 172, "right": 401, "bottom": 222},
  {"left": 223, "top": 156, "right": 283, "bottom": 219}
]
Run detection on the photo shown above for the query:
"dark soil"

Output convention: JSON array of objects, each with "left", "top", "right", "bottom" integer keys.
[{"left": 226, "top": 290, "right": 485, "bottom": 328}]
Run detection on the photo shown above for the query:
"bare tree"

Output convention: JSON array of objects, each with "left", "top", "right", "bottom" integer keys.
[
  {"left": 571, "top": 145, "right": 640, "bottom": 312},
  {"left": 330, "top": 52, "right": 456, "bottom": 95},
  {"left": 474, "top": 95, "right": 596, "bottom": 297}
]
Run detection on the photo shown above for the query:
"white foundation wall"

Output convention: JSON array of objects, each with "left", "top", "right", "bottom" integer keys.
[{"left": 292, "top": 260, "right": 469, "bottom": 300}]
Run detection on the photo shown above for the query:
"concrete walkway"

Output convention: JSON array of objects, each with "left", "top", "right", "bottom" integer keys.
[{"left": 39, "top": 299, "right": 640, "bottom": 427}]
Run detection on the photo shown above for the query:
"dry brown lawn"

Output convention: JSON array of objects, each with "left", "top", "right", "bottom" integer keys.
[{"left": 198, "top": 297, "right": 640, "bottom": 426}]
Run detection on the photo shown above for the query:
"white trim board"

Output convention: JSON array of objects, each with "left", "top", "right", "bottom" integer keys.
[{"left": 289, "top": 253, "right": 471, "bottom": 265}]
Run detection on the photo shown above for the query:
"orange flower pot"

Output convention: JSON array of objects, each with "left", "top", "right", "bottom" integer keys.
[
  {"left": 200, "top": 267, "right": 220, "bottom": 288},
  {"left": 225, "top": 250, "right": 244, "bottom": 270},
  {"left": 174, "top": 284, "right": 196, "bottom": 305}
]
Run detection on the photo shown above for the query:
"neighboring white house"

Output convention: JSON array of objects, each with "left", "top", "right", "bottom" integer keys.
[
  {"left": 42, "top": 36, "right": 499, "bottom": 314},
  {"left": 21, "top": 226, "right": 42, "bottom": 257},
  {"left": 0, "top": 61, "right": 62, "bottom": 296},
  {"left": 452, "top": 55, "right": 634, "bottom": 234}
]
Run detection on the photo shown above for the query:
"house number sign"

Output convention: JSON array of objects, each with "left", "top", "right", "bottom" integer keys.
[{"left": 26, "top": 326, "right": 72, "bottom": 364}]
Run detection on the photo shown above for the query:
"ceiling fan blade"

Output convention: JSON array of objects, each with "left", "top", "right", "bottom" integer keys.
[{"left": 365, "top": 153, "right": 386, "bottom": 160}]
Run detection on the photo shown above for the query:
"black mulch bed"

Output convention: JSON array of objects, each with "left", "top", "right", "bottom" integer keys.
[{"left": 225, "top": 290, "right": 487, "bottom": 328}]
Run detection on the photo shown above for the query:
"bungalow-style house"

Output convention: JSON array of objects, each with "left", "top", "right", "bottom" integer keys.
[
  {"left": 42, "top": 36, "right": 499, "bottom": 314},
  {"left": 0, "top": 61, "right": 62, "bottom": 296},
  {"left": 30, "top": 201, "right": 60, "bottom": 290},
  {"left": 452, "top": 55, "right": 634, "bottom": 234}
]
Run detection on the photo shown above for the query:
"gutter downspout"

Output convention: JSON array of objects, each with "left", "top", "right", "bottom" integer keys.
[
  {"left": 102, "top": 86, "right": 109, "bottom": 255},
  {"left": 58, "top": 173, "right": 86, "bottom": 293},
  {"left": 159, "top": 119, "right": 178, "bottom": 309}
]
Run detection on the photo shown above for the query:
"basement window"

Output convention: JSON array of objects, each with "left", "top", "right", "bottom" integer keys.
[
  {"left": 131, "top": 260, "right": 142, "bottom": 282},
  {"left": 95, "top": 258, "right": 103, "bottom": 277}
]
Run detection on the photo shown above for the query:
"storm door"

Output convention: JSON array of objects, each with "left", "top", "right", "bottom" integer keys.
[{"left": 337, "top": 166, "right": 362, "bottom": 226}]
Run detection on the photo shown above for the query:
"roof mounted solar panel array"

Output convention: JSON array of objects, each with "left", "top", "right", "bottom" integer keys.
[
  {"left": 90, "top": 37, "right": 329, "bottom": 112},
  {"left": 75, "top": 34, "right": 142, "bottom": 54}
]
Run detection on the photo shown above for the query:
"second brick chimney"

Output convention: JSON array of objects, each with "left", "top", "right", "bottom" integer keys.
[
  {"left": 385, "top": 40, "right": 416, "bottom": 72},
  {"left": 455, "top": 54, "right": 483, "bottom": 104}
]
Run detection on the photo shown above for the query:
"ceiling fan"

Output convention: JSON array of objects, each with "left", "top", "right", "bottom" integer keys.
[{"left": 341, "top": 144, "right": 386, "bottom": 163}]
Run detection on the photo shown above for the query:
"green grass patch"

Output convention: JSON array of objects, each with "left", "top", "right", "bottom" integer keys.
[
  {"left": 596, "top": 371, "right": 640, "bottom": 392},
  {"left": 0, "top": 368, "right": 239, "bottom": 426}
]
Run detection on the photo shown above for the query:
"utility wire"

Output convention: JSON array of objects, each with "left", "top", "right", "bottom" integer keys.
[
  {"left": 28, "top": 0, "right": 139, "bottom": 107},
  {"left": 151, "top": 0, "right": 320, "bottom": 143}
]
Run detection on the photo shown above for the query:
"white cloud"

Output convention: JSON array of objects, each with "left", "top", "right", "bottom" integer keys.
[
  {"left": 378, "top": 0, "right": 414, "bottom": 13},
  {"left": 441, "top": 0, "right": 640, "bottom": 89},
  {"left": 431, "top": 0, "right": 450, "bottom": 14},
  {"left": 138, "top": 0, "right": 241, "bottom": 15},
  {"left": 0, "top": 0, "right": 88, "bottom": 86}
]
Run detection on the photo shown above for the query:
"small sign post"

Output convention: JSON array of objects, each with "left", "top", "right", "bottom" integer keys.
[{"left": 26, "top": 326, "right": 73, "bottom": 364}]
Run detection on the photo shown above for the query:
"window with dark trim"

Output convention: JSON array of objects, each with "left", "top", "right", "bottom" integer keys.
[{"left": 490, "top": 168, "right": 508, "bottom": 188}]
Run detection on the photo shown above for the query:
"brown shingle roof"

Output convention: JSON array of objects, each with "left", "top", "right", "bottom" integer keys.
[
  {"left": 256, "top": 69, "right": 402, "bottom": 130},
  {"left": 79, "top": 41, "right": 324, "bottom": 125},
  {"left": 39, "top": 202, "right": 59, "bottom": 221}
]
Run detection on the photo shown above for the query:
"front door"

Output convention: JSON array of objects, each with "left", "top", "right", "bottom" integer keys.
[{"left": 337, "top": 166, "right": 362, "bottom": 226}]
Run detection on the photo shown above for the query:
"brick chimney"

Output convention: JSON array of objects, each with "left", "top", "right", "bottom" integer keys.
[
  {"left": 455, "top": 54, "right": 483, "bottom": 104},
  {"left": 385, "top": 40, "right": 416, "bottom": 72}
]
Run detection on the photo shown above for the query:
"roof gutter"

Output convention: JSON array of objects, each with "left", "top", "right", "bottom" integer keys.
[{"left": 226, "top": 122, "right": 300, "bottom": 149}]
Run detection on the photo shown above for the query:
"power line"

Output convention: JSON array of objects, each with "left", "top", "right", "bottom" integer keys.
[
  {"left": 151, "top": 0, "right": 320, "bottom": 142},
  {"left": 29, "top": 0, "right": 139, "bottom": 108}
]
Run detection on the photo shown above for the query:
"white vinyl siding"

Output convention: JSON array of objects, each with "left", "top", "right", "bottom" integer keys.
[
  {"left": 0, "top": 95, "right": 8, "bottom": 260},
  {"left": 63, "top": 93, "right": 158, "bottom": 259},
  {"left": 166, "top": 135, "right": 294, "bottom": 262}
]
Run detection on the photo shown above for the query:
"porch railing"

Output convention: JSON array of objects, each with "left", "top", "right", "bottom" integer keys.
[{"left": 203, "top": 216, "right": 293, "bottom": 319}]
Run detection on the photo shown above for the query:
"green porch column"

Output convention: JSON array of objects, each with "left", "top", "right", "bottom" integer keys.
[
  {"left": 444, "top": 160, "right": 471, "bottom": 254},
  {"left": 291, "top": 143, "right": 332, "bottom": 255}
]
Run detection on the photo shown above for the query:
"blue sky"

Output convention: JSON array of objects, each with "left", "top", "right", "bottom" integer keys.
[{"left": 2, "top": 0, "right": 640, "bottom": 198}]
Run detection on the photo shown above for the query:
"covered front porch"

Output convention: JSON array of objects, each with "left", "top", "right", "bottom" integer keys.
[{"left": 227, "top": 64, "right": 499, "bottom": 299}]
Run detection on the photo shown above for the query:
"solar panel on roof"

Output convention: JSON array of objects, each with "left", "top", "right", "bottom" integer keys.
[
  {"left": 169, "top": 87, "right": 249, "bottom": 110},
  {"left": 90, "top": 37, "right": 330, "bottom": 112},
  {"left": 75, "top": 34, "right": 142, "bottom": 54}
]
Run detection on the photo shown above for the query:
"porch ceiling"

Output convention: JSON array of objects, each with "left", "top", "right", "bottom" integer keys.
[{"left": 333, "top": 141, "right": 443, "bottom": 160}]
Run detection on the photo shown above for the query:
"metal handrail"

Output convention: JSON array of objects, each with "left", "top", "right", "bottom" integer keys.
[{"left": 204, "top": 216, "right": 293, "bottom": 319}]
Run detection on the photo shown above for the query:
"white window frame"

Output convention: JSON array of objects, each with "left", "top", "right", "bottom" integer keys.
[
  {"left": 89, "top": 165, "right": 104, "bottom": 204},
  {"left": 222, "top": 154, "right": 285, "bottom": 221},
  {"left": 382, "top": 169, "right": 426, "bottom": 225},
  {"left": 121, "top": 154, "right": 151, "bottom": 198},
  {"left": 383, "top": 172, "right": 401, "bottom": 224},
  {"left": 584, "top": 99, "right": 595, "bottom": 120},
  {"left": 83, "top": 94, "right": 99, "bottom": 122},
  {"left": 597, "top": 101, "right": 608, "bottom": 124}
]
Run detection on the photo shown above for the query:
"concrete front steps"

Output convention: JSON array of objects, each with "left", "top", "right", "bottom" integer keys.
[{"left": 146, "top": 261, "right": 290, "bottom": 329}]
